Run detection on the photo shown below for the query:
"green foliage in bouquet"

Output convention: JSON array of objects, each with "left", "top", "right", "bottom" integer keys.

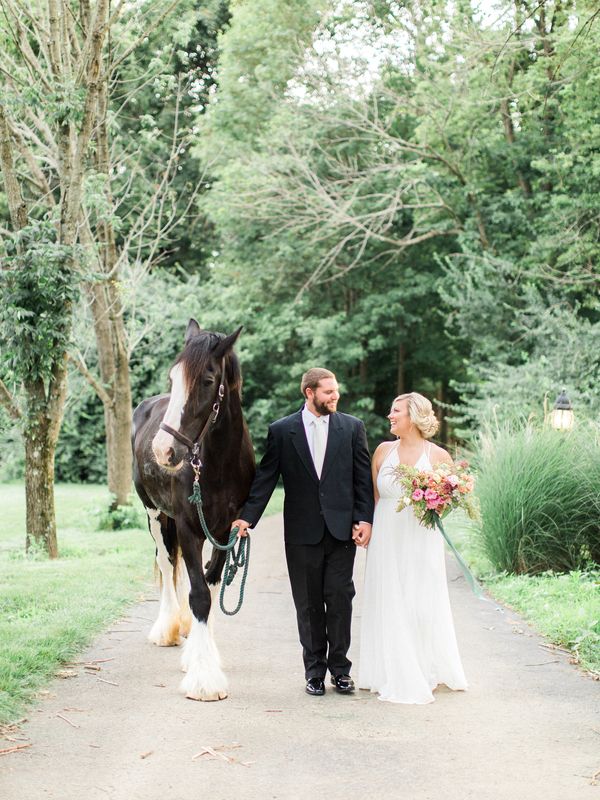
[
  {"left": 475, "top": 424, "right": 600, "bottom": 574},
  {"left": 394, "top": 461, "right": 479, "bottom": 530}
]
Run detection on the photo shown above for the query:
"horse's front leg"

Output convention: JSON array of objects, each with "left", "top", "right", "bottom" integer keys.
[
  {"left": 178, "top": 519, "right": 228, "bottom": 701},
  {"left": 204, "top": 548, "right": 227, "bottom": 635},
  {"left": 146, "top": 509, "right": 181, "bottom": 647}
]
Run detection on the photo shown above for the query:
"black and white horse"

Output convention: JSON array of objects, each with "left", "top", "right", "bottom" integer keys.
[{"left": 132, "top": 319, "right": 255, "bottom": 700}]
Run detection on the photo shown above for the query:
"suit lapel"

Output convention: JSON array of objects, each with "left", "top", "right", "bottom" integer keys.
[
  {"left": 320, "top": 413, "right": 343, "bottom": 483},
  {"left": 290, "top": 411, "right": 319, "bottom": 483}
]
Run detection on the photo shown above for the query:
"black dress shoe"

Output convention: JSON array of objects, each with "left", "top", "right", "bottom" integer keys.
[
  {"left": 330, "top": 674, "right": 355, "bottom": 694},
  {"left": 305, "top": 677, "right": 325, "bottom": 696}
]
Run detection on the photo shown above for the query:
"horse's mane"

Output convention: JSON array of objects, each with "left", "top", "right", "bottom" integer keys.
[{"left": 174, "top": 332, "right": 242, "bottom": 410}]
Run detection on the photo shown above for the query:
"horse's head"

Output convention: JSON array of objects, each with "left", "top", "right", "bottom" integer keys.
[{"left": 151, "top": 319, "right": 242, "bottom": 470}]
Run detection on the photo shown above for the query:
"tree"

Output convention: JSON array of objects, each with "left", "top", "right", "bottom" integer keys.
[
  {"left": 0, "top": 0, "right": 112, "bottom": 554},
  {"left": 0, "top": 0, "right": 194, "bottom": 551},
  {"left": 198, "top": 0, "right": 599, "bottom": 441},
  {"left": 64, "top": 0, "right": 230, "bottom": 496},
  {"left": 193, "top": 0, "right": 469, "bottom": 443}
]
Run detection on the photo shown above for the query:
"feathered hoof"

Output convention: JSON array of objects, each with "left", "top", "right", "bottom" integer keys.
[
  {"left": 179, "top": 612, "right": 192, "bottom": 639},
  {"left": 180, "top": 668, "right": 228, "bottom": 701},
  {"left": 185, "top": 688, "right": 228, "bottom": 702},
  {"left": 148, "top": 617, "right": 181, "bottom": 647}
]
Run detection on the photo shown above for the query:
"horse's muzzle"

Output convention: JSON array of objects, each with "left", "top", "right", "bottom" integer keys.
[{"left": 152, "top": 433, "right": 186, "bottom": 471}]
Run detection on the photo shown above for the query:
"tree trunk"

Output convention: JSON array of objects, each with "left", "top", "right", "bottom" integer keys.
[
  {"left": 90, "top": 77, "right": 133, "bottom": 508},
  {"left": 105, "top": 353, "right": 133, "bottom": 508},
  {"left": 87, "top": 279, "right": 133, "bottom": 507},
  {"left": 22, "top": 364, "right": 67, "bottom": 558},
  {"left": 24, "top": 428, "right": 58, "bottom": 558}
]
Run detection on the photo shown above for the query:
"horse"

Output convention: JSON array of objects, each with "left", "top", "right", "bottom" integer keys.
[{"left": 132, "top": 319, "right": 255, "bottom": 701}]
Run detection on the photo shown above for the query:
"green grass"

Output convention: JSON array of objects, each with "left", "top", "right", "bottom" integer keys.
[
  {"left": 486, "top": 569, "right": 600, "bottom": 675},
  {"left": 475, "top": 424, "right": 600, "bottom": 573},
  {"left": 0, "top": 484, "right": 151, "bottom": 723},
  {"left": 0, "top": 483, "right": 285, "bottom": 725},
  {"left": 6, "top": 479, "right": 593, "bottom": 726},
  {"left": 445, "top": 513, "right": 600, "bottom": 675}
]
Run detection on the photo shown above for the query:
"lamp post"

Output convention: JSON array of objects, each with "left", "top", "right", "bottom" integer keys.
[{"left": 550, "top": 388, "right": 574, "bottom": 431}]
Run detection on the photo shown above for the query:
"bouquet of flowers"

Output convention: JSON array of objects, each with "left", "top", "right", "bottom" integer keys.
[{"left": 394, "top": 460, "right": 479, "bottom": 530}]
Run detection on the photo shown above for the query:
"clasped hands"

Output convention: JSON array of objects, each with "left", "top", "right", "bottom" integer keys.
[
  {"left": 231, "top": 518, "right": 372, "bottom": 548},
  {"left": 352, "top": 522, "right": 371, "bottom": 548}
]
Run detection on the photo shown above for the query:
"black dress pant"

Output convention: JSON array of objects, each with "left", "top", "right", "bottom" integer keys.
[{"left": 285, "top": 528, "right": 356, "bottom": 679}]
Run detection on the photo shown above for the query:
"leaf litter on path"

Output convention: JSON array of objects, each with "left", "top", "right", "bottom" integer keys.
[{"left": 191, "top": 742, "right": 254, "bottom": 767}]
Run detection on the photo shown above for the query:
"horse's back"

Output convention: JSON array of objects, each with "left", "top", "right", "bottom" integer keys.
[
  {"left": 132, "top": 394, "right": 170, "bottom": 508},
  {"left": 133, "top": 394, "right": 168, "bottom": 436}
]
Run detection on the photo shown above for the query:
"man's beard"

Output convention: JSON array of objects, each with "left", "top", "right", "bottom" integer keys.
[{"left": 314, "top": 398, "right": 335, "bottom": 416}]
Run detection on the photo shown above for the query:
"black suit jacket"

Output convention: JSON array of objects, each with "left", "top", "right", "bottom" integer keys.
[{"left": 241, "top": 410, "right": 374, "bottom": 545}]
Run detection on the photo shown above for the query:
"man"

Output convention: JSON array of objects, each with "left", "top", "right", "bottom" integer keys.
[{"left": 231, "top": 368, "right": 374, "bottom": 696}]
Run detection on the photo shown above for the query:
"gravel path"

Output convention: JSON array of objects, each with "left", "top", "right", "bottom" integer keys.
[{"left": 1, "top": 514, "right": 598, "bottom": 800}]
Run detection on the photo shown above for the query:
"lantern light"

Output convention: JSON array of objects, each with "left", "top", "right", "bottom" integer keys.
[{"left": 550, "top": 388, "right": 574, "bottom": 431}]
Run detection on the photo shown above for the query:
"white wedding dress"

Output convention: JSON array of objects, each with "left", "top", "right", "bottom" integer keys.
[{"left": 358, "top": 443, "right": 468, "bottom": 703}]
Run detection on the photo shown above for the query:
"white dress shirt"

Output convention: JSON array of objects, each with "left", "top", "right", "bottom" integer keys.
[
  {"left": 302, "top": 404, "right": 330, "bottom": 470},
  {"left": 301, "top": 405, "right": 369, "bottom": 528}
]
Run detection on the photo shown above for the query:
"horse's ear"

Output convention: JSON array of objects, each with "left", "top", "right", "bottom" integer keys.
[
  {"left": 213, "top": 326, "right": 243, "bottom": 359},
  {"left": 185, "top": 318, "right": 202, "bottom": 345}
]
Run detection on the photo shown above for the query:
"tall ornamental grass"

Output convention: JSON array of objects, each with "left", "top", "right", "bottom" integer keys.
[{"left": 475, "top": 423, "right": 600, "bottom": 574}]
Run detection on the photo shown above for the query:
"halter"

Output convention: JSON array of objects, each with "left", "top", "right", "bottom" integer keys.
[{"left": 159, "top": 356, "right": 226, "bottom": 477}]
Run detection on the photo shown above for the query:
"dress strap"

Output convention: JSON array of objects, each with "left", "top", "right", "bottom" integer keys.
[{"left": 382, "top": 441, "right": 399, "bottom": 467}]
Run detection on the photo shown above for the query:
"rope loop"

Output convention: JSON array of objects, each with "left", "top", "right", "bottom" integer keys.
[{"left": 188, "top": 479, "right": 249, "bottom": 615}]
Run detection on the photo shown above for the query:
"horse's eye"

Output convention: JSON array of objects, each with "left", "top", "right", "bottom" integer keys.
[{"left": 203, "top": 379, "right": 214, "bottom": 387}]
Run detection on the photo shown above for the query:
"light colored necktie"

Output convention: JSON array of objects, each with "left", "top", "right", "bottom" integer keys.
[{"left": 312, "top": 417, "right": 327, "bottom": 478}]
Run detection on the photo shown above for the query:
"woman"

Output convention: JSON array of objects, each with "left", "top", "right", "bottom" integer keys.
[{"left": 358, "top": 392, "right": 468, "bottom": 704}]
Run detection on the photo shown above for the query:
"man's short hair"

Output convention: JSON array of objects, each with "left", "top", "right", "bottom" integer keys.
[{"left": 301, "top": 367, "right": 335, "bottom": 397}]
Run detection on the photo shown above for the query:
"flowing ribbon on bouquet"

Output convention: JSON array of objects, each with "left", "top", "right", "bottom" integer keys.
[{"left": 434, "top": 516, "right": 489, "bottom": 601}]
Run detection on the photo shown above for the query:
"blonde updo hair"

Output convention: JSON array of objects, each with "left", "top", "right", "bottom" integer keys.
[{"left": 395, "top": 392, "right": 439, "bottom": 439}]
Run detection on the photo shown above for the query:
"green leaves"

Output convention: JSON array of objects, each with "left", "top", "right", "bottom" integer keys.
[
  {"left": 475, "top": 423, "right": 600, "bottom": 574},
  {"left": 0, "top": 221, "right": 79, "bottom": 385}
]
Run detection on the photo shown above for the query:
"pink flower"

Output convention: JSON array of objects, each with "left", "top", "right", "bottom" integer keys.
[
  {"left": 424, "top": 489, "right": 439, "bottom": 501},
  {"left": 412, "top": 489, "right": 424, "bottom": 501},
  {"left": 426, "top": 499, "right": 440, "bottom": 510}
]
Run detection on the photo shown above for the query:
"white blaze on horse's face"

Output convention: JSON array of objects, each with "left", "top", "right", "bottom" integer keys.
[{"left": 152, "top": 362, "right": 189, "bottom": 467}]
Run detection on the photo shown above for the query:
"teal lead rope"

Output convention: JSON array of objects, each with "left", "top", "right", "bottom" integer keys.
[
  {"left": 188, "top": 480, "right": 250, "bottom": 616},
  {"left": 434, "top": 516, "right": 489, "bottom": 601}
]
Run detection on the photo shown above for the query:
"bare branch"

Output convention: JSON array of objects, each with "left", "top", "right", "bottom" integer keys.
[
  {"left": 63, "top": 0, "right": 110, "bottom": 243},
  {"left": 108, "top": 0, "right": 180, "bottom": 74},
  {"left": 5, "top": 1, "right": 53, "bottom": 91},
  {"left": 46, "top": 0, "right": 63, "bottom": 79},
  {"left": 67, "top": 352, "right": 113, "bottom": 407},
  {"left": 0, "top": 379, "right": 21, "bottom": 420},
  {"left": 8, "top": 120, "right": 56, "bottom": 203},
  {"left": 0, "top": 101, "right": 28, "bottom": 231}
]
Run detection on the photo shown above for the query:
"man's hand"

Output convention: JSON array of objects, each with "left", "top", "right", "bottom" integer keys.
[
  {"left": 231, "top": 519, "right": 251, "bottom": 538},
  {"left": 352, "top": 522, "right": 372, "bottom": 548}
]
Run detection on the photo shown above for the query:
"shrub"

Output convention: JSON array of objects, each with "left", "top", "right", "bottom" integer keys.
[
  {"left": 95, "top": 498, "right": 147, "bottom": 531},
  {"left": 475, "top": 422, "right": 600, "bottom": 574}
]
